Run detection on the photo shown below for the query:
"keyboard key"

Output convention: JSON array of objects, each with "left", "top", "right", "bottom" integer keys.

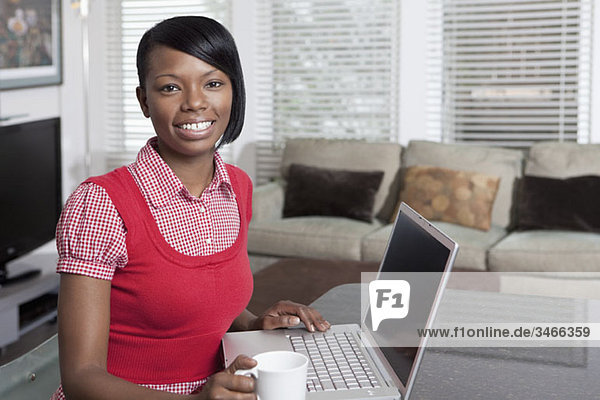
[
  {"left": 359, "top": 380, "right": 373, "bottom": 388},
  {"left": 334, "top": 380, "right": 348, "bottom": 390}
]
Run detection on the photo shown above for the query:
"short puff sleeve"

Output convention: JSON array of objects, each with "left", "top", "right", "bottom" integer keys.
[{"left": 56, "top": 182, "right": 128, "bottom": 280}]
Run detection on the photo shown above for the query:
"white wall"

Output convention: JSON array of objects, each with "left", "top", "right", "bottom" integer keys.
[
  {"left": 231, "top": 0, "right": 258, "bottom": 178},
  {"left": 398, "top": 1, "right": 428, "bottom": 145},
  {"left": 60, "top": 1, "right": 88, "bottom": 197},
  {"left": 0, "top": 0, "right": 88, "bottom": 202}
]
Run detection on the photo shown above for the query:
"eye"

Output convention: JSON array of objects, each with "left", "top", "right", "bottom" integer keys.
[
  {"left": 160, "top": 84, "right": 179, "bottom": 93},
  {"left": 205, "top": 81, "right": 224, "bottom": 89}
]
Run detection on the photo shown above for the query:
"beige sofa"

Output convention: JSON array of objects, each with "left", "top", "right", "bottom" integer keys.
[{"left": 248, "top": 138, "right": 600, "bottom": 273}]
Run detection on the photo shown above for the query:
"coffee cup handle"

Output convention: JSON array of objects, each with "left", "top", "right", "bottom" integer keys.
[
  {"left": 235, "top": 368, "right": 259, "bottom": 400},
  {"left": 234, "top": 367, "right": 258, "bottom": 380}
]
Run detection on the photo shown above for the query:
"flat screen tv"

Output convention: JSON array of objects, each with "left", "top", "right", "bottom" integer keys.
[{"left": 0, "top": 118, "right": 62, "bottom": 284}]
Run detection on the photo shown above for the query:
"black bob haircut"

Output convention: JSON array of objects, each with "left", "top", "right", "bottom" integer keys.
[{"left": 136, "top": 16, "right": 245, "bottom": 147}]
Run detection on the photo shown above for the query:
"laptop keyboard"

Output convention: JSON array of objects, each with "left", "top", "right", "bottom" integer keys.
[{"left": 289, "top": 332, "right": 381, "bottom": 392}]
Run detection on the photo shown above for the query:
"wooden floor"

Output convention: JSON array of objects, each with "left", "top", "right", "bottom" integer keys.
[{"left": 0, "top": 320, "right": 57, "bottom": 365}]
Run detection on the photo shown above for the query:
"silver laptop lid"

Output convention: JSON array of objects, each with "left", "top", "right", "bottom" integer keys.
[{"left": 364, "top": 202, "right": 458, "bottom": 398}]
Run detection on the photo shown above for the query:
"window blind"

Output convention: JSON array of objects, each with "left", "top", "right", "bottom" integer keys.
[
  {"left": 427, "top": 0, "right": 592, "bottom": 147},
  {"left": 255, "top": 0, "right": 400, "bottom": 184},
  {"left": 104, "top": 0, "right": 232, "bottom": 170}
]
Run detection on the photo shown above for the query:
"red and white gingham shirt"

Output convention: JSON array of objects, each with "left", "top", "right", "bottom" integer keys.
[{"left": 53, "top": 137, "right": 240, "bottom": 398}]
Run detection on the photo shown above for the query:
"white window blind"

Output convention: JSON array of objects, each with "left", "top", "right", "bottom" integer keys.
[
  {"left": 105, "top": 0, "right": 232, "bottom": 170},
  {"left": 427, "top": 0, "right": 592, "bottom": 147},
  {"left": 255, "top": 0, "right": 400, "bottom": 184}
]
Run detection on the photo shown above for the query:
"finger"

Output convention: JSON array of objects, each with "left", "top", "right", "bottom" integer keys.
[
  {"left": 295, "top": 305, "right": 323, "bottom": 332},
  {"left": 264, "top": 301, "right": 331, "bottom": 332},
  {"left": 205, "top": 373, "right": 256, "bottom": 397},
  {"left": 264, "top": 314, "right": 301, "bottom": 330},
  {"left": 278, "top": 302, "right": 331, "bottom": 332},
  {"left": 311, "top": 311, "right": 331, "bottom": 332},
  {"left": 299, "top": 306, "right": 330, "bottom": 332},
  {"left": 225, "top": 354, "right": 257, "bottom": 374}
]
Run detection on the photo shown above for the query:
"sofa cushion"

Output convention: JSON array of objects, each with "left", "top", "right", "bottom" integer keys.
[
  {"left": 283, "top": 164, "right": 384, "bottom": 222},
  {"left": 248, "top": 217, "right": 382, "bottom": 261},
  {"left": 251, "top": 181, "right": 284, "bottom": 222},
  {"left": 516, "top": 175, "right": 600, "bottom": 233},
  {"left": 281, "top": 138, "right": 402, "bottom": 220},
  {"left": 361, "top": 221, "right": 507, "bottom": 271},
  {"left": 489, "top": 231, "right": 600, "bottom": 273},
  {"left": 525, "top": 142, "right": 600, "bottom": 178},
  {"left": 403, "top": 141, "right": 524, "bottom": 229},
  {"left": 397, "top": 165, "right": 500, "bottom": 231}
]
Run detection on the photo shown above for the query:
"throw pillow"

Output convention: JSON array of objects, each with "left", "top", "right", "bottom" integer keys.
[
  {"left": 396, "top": 166, "right": 501, "bottom": 231},
  {"left": 283, "top": 164, "right": 385, "bottom": 223},
  {"left": 516, "top": 175, "right": 600, "bottom": 233}
]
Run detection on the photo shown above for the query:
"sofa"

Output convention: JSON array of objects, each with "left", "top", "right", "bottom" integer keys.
[{"left": 248, "top": 138, "right": 600, "bottom": 275}]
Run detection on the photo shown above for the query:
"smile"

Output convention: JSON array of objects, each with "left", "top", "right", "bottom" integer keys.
[{"left": 177, "top": 121, "right": 214, "bottom": 131}]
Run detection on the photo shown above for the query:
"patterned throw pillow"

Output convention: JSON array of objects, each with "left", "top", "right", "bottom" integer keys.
[{"left": 395, "top": 166, "right": 501, "bottom": 231}]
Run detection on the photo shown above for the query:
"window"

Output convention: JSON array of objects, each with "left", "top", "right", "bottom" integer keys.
[
  {"left": 255, "top": 0, "right": 400, "bottom": 184},
  {"left": 104, "top": 0, "right": 232, "bottom": 170},
  {"left": 428, "top": 0, "right": 593, "bottom": 147}
]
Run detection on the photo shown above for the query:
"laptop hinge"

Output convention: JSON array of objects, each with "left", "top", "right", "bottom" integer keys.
[{"left": 356, "top": 330, "right": 399, "bottom": 389}]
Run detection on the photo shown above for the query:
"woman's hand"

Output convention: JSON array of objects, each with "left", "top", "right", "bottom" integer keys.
[
  {"left": 249, "top": 300, "right": 331, "bottom": 332},
  {"left": 195, "top": 355, "right": 257, "bottom": 399}
]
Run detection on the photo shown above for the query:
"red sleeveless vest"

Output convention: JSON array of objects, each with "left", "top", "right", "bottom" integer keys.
[{"left": 87, "top": 165, "right": 253, "bottom": 384}]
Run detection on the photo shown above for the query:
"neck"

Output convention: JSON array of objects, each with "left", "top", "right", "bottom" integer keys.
[{"left": 156, "top": 143, "right": 216, "bottom": 197}]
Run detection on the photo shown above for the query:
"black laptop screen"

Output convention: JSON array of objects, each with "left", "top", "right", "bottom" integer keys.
[
  {"left": 369, "top": 207, "right": 452, "bottom": 388},
  {"left": 380, "top": 209, "right": 452, "bottom": 274}
]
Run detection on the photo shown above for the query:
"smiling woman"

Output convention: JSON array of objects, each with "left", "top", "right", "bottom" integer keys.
[
  {"left": 136, "top": 46, "right": 233, "bottom": 195},
  {"left": 52, "top": 16, "right": 330, "bottom": 400}
]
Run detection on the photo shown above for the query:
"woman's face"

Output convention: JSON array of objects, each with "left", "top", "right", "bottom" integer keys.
[{"left": 136, "top": 45, "right": 233, "bottom": 162}]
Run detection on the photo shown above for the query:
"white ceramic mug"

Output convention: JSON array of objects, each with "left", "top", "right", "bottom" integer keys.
[{"left": 235, "top": 350, "right": 308, "bottom": 400}]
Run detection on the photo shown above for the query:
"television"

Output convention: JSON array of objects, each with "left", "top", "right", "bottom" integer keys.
[{"left": 0, "top": 118, "right": 62, "bottom": 284}]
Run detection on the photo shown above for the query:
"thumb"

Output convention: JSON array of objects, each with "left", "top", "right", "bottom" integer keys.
[
  {"left": 266, "top": 315, "right": 301, "bottom": 329},
  {"left": 225, "top": 354, "right": 257, "bottom": 374}
]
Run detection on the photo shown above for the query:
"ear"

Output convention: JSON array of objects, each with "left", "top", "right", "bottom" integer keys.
[{"left": 136, "top": 86, "right": 150, "bottom": 118}]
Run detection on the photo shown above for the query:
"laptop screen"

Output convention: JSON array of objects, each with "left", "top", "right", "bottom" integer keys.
[{"left": 366, "top": 203, "right": 455, "bottom": 392}]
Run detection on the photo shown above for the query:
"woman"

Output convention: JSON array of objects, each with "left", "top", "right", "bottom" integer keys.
[{"left": 53, "top": 16, "right": 329, "bottom": 400}]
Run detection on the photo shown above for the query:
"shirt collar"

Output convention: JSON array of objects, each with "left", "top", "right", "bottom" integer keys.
[{"left": 131, "top": 137, "right": 233, "bottom": 209}]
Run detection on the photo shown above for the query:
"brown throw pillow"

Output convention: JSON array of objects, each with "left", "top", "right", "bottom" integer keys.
[
  {"left": 516, "top": 175, "right": 600, "bottom": 233},
  {"left": 396, "top": 166, "right": 500, "bottom": 231},
  {"left": 283, "top": 164, "right": 384, "bottom": 223}
]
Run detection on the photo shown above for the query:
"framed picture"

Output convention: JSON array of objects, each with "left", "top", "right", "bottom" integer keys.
[{"left": 0, "top": 0, "right": 62, "bottom": 90}]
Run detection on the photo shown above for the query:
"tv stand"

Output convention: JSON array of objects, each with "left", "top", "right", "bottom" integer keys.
[
  {"left": 0, "top": 242, "right": 59, "bottom": 348},
  {"left": 0, "top": 269, "right": 42, "bottom": 286}
]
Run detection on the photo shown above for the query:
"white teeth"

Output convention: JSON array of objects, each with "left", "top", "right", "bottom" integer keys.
[{"left": 180, "top": 121, "right": 212, "bottom": 130}]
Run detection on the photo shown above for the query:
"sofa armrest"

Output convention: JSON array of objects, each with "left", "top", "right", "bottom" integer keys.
[{"left": 252, "top": 181, "right": 284, "bottom": 221}]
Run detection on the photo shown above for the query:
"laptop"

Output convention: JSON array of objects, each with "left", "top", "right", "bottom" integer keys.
[{"left": 222, "top": 202, "right": 459, "bottom": 399}]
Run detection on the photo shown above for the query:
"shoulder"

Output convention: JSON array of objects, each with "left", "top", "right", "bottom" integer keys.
[
  {"left": 64, "top": 181, "right": 116, "bottom": 213},
  {"left": 224, "top": 164, "right": 253, "bottom": 221},
  {"left": 59, "top": 181, "right": 123, "bottom": 233},
  {"left": 63, "top": 167, "right": 134, "bottom": 218},
  {"left": 225, "top": 164, "right": 253, "bottom": 192},
  {"left": 56, "top": 182, "right": 127, "bottom": 279},
  {"left": 85, "top": 166, "right": 132, "bottom": 192},
  {"left": 57, "top": 181, "right": 128, "bottom": 279}
]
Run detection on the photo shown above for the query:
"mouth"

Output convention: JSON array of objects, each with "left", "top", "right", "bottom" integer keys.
[{"left": 176, "top": 121, "right": 215, "bottom": 131}]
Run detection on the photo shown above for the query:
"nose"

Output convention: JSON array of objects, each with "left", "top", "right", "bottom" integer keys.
[{"left": 182, "top": 86, "right": 208, "bottom": 111}]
